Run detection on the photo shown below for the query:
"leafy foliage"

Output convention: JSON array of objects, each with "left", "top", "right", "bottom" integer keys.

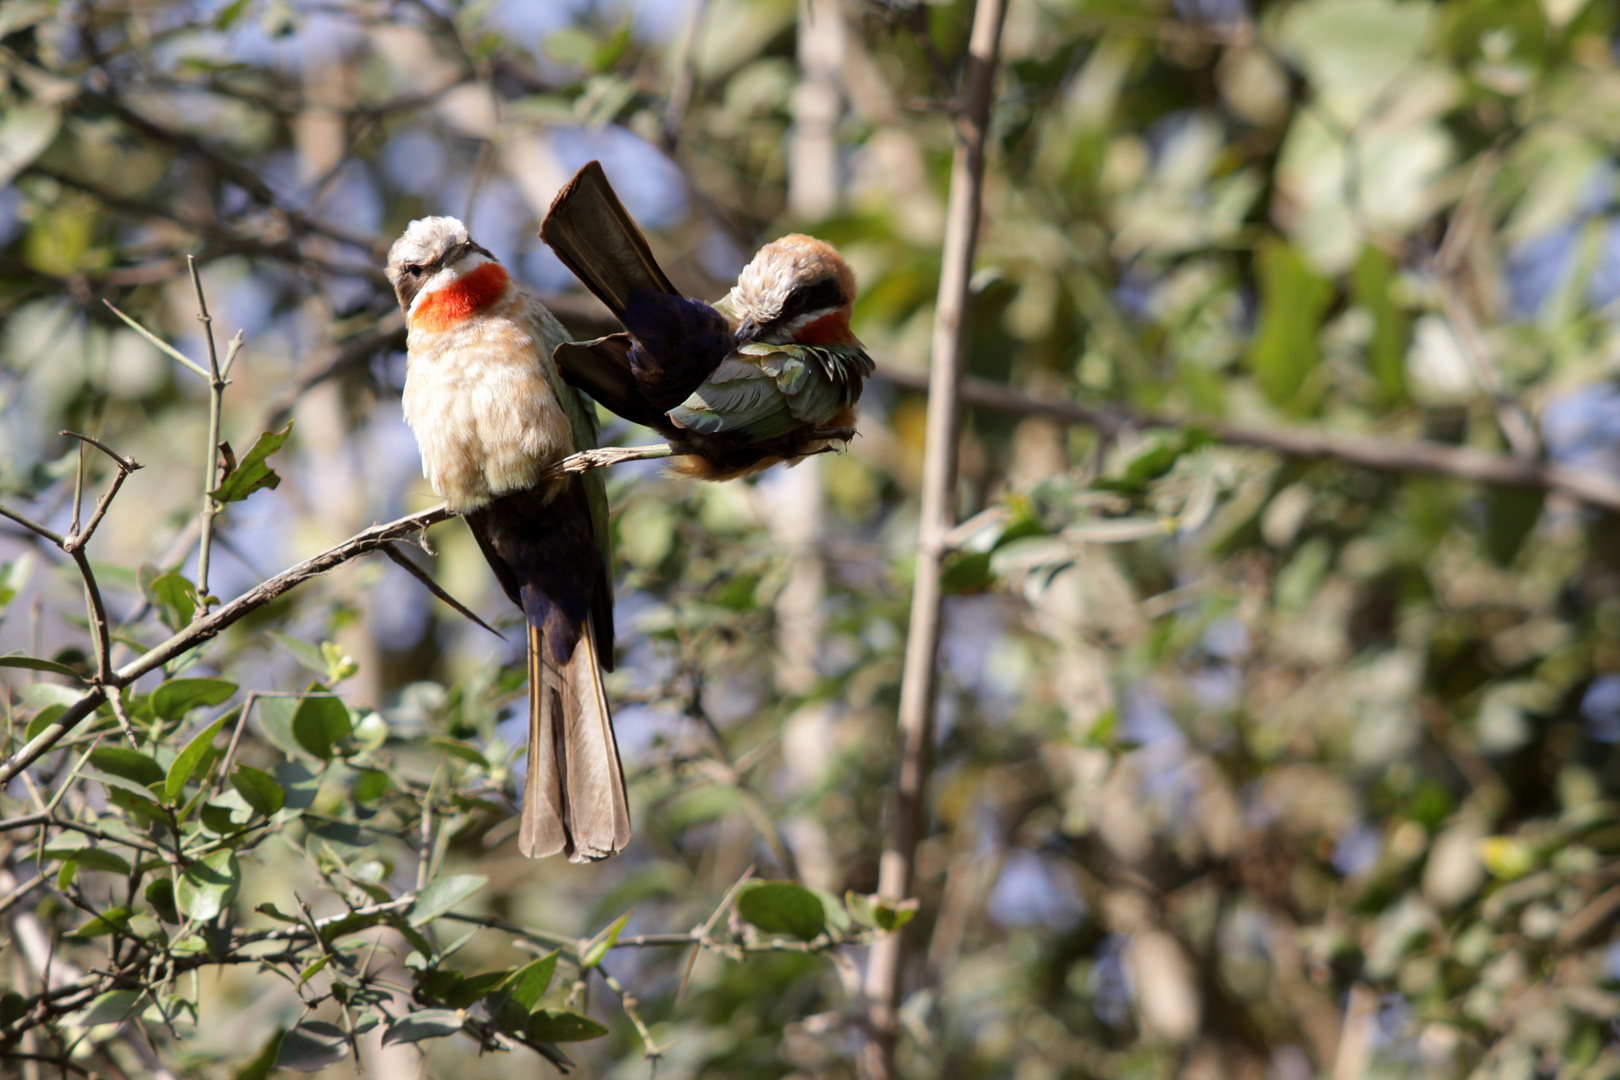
[{"left": 3, "top": 0, "right": 1620, "bottom": 1077}]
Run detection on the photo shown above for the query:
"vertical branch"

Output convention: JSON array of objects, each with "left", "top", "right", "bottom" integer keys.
[
  {"left": 188, "top": 256, "right": 228, "bottom": 609},
  {"left": 859, "top": 2, "right": 1007, "bottom": 1078}
]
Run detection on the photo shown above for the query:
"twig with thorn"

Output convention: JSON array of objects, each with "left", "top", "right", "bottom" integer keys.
[{"left": 188, "top": 255, "right": 233, "bottom": 614}]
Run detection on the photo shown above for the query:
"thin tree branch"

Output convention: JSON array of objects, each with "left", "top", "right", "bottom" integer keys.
[
  {"left": 861, "top": 2, "right": 1007, "bottom": 1077},
  {"left": 0, "top": 441, "right": 688, "bottom": 787},
  {"left": 101, "top": 300, "right": 211, "bottom": 381},
  {"left": 878, "top": 370, "right": 1620, "bottom": 514},
  {"left": 67, "top": 547, "right": 113, "bottom": 686},
  {"left": 59, "top": 431, "right": 143, "bottom": 554},
  {"left": 0, "top": 506, "right": 64, "bottom": 548},
  {"left": 188, "top": 255, "right": 230, "bottom": 610}
]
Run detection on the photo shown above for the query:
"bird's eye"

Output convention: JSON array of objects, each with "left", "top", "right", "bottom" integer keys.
[{"left": 405, "top": 264, "right": 424, "bottom": 276}]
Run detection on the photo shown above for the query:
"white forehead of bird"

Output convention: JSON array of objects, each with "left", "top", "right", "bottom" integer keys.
[
  {"left": 386, "top": 216, "right": 500, "bottom": 314},
  {"left": 729, "top": 234, "right": 853, "bottom": 324},
  {"left": 386, "top": 216, "right": 469, "bottom": 279}
]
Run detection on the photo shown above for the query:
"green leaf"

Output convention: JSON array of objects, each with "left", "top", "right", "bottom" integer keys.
[
  {"left": 353, "top": 768, "right": 391, "bottom": 805},
  {"left": 1352, "top": 245, "right": 1409, "bottom": 403},
  {"left": 231, "top": 764, "right": 286, "bottom": 816},
  {"left": 0, "top": 990, "right": 26, "bottom": 1026},
  {"left": 25, "top": 704, "right": 66, "bottom": 741},
  {"left": 103, "top": 786, "right": 165, "bottom": 826},
  {"left": 267, "top": 632, "right": 329, "bottom": 677},
  {"left": 410, "top": 873, "right": 486, "bottom": 925},
  {"left": 525, "top": 1009, "right": 608, "bottom": 1042},
  {"left": 544, "top": 26, "right": 603, "bottom": 69},
  {"left": 872, "top": 897, "right": 917, "bottom": 931},
  {"left": 0, "top": 653, "right": 84, "bottom": 679},
  {"left": 940, "top": 551, "right": 994, "bottom": 594},
  {"left": 255, "top": 902, "right": 300, "bottom": 923},
  {"left": 165, "top": 714, "right": 230, "bottom": 800},
  {"left": 147, "top": 878, "right": 180, "bottom": 923},
  {"left": 139, "top": 567, "right": 199, "bottom": 632},
  {"left": 736, "top": 881, "right": 827, "bottom": 941},
  {"left": 273, "top": 762, "right": 321, "bottom": 811},
  {"left": 177, "top": 849, "right": 241, "bottom": 921},
  {"left": 210, "top": 421, "right": 292, "bottom": 504},
  {"left": 232, "top": 1028, "right": 284, "bottom": 1080},
  {"left": 392, "top": 919, "right": 437, "bottom": 963},
  {"left": 254, "top": 697, "right": 302, "bottom": 758},
  {"left": 292, "top": 688, "right": 351, "bottom": 760},
  {"left": 433, "top": 969, "right": 510, "bottom": 1009},
  {"left": 74, "top": 989, "right": 143, "bottom": 1027},
  {"left": 274, "top": 1021, "right": 348, "bottom": 1072},
  {"left": 1248, "top": 239, "right": 1333, "bottom": 411},
  {"left": 0, "top": 103, "right": 61, "bottom": 188},
  {"left": 580, "top": 911, "right": 631, "bottom": 970},
  {"left": 214, "top": 0, "right": 251, "bottom": 30},
  {"left": 89, "top": 746, "right": 165, "bottom": 789},
  {"left": 427, "top": 736, "right": 489, "bottom": 770},
  {"left": 70, "top": 906, "right": 132, "bottom": 937},
  {"left": 298, "top": 956, "right": 329, "bottom": 986},
  {"left": 496, "top": 951, "right": 559, "bottom": 1013},
  {"left": 1485, "top": 486, "right": 1544, "bottom": 567},
  {"left": 151, "top": 678, "right": 237, "bottom": 721},
  {"left": 0, "top": 554, "right": 32, "bottom": 610},
  {"left": 381, "top": 1010, "right": 465, "bottom": 1045},
  {"left": 56, "top": 847, "right": 131, "bottom": 877},
  {"left": 200, "top": 802, "right": 241, "bottom": 834}
]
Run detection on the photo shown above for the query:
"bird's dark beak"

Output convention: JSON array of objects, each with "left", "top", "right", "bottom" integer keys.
[{"left": 735, "top": 316, "right": 760, "bottom": 341}]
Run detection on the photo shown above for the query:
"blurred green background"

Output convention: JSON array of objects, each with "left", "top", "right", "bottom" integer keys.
[{"left": 5, "top": 0, "right": 1620, "bottom": 1077}]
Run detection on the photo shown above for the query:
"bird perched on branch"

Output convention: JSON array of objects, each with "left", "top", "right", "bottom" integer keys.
[
  {"left": 386, "top": 216, "right": 628, "bottom": 862},
  {"left": 541, "top": 161, "right": 875, "bottom": 480}
]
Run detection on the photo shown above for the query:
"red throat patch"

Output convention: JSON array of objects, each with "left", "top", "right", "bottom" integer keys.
[
  {"left": 795, "top": 309, "right": 854, "bottom": 346},
  {"left": 410, "top": 262, "right": 511, "bottom": 331}
]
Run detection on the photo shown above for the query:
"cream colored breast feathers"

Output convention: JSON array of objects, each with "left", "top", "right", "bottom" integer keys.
[{"left": 402, "top": 292, "right": 572, "bottom": 512}]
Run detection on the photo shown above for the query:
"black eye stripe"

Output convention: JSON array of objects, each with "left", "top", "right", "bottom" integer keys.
[
  {"left": 777, "top": 277, "right": 845, "bottom": 322},
  {"left": 390, "top": 239, "right": 492, "bottom": 314}
]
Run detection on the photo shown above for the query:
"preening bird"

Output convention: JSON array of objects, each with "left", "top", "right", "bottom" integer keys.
[
  {"left": 386, "top": 216, "right": 629, "bottom": 862},
  {"left": 540, "top": 161, "right": 875, "bottom": 480}
]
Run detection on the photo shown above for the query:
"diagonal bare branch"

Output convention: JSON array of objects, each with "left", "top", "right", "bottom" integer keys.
[{"left": 0, "top": 441, "right": 689, "bottom": 788}]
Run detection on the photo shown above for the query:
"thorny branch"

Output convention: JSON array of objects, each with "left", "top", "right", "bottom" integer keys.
[{"left": 0, "top": 441, "right": 690, "bottom": 788}]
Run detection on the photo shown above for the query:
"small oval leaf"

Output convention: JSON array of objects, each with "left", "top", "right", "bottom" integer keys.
[
  {"left": 381, "top": 1010, "right": 465, "bottom": 1045},
  {"left": 409, "top": 874, "right": 486, "bottom": 926},
  {"left": 151, "top": 678, "right": 237, "bottom": 721},
  {"left": 275, "top": 1021, "right": 348, "bottom": 1072},
  {"left": 177, "top": 849, "right": 240, "bottom": 922},
  {"left": 165, "top": 714, "right": 230, "bottom": 801},
  {"left": 231, "top": 764, "right": 286, "bottom": 817},
  {"left": 735, "top": 881, "right": 827, "bottom": 941},
  {"left": 89, "top": 747, "right": 165, "bottom": 789},
  {"left": 292, "top": 689, "right": 351, "bottom": 760},
  {"left": 526, "top": 1008, "right": 608, "bottom": 1043}
]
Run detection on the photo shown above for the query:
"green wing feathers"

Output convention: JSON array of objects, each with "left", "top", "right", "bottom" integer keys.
[{"left": 667, "top": 343, "right": 869, "bottom": 440}]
